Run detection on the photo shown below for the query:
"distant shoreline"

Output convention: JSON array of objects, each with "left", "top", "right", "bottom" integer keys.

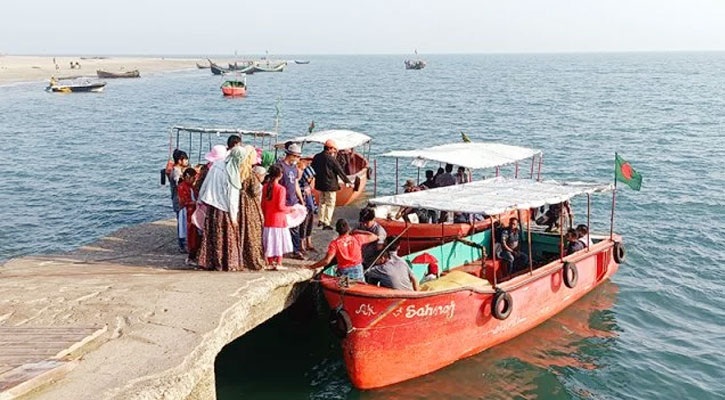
[{"left": 0, "top": 55, "right": 229, "bottom": 85}]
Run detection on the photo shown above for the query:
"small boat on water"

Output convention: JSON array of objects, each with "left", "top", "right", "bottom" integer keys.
[
  {"left": 251, "top": 61, "right": 287, "bottom": 73},
  {"left": 404, "top": 59, "right": 426, "bottom": 70},
  {"left": 221, "top": 77, "right": 247, "bottom": 97},
  {"left": 96, "top": 69, "right": 140, "bottom": 78},
  {"left": 320, "top": 177, "right": 624, "bottom": 389},
  {"left": 282, "top": 130, "right": 372, "bottom": 206},
  {"left": 46, "top": 77, "right": 106, "bottom": 93},
  {"left": 294, "top": 60, "right": 310, "bottom": 64},
  {"left": 375, "top": 142, "right": 543, "bottom": 254},
  {"left": 196, "top": 62, "right": 210, "bottom": 69},
  {"left": 228, "top": 62, "right": 255, "bottom": 74}
]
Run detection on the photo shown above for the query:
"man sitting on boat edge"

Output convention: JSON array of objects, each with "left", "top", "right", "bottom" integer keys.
[
  {"left": 497, "top": 218, "right": 528, "bottom": 277},
  {"left": 365, "top": 237, "right": 418, "bottom": 291}
]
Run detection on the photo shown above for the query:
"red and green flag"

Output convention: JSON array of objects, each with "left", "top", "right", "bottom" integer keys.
[{"left": 615, "top": 153, "right": 642, "bottom": 191}]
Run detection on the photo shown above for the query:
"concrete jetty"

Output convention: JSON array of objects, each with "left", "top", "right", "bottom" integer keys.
[{"left": 0, "top": 210, "right": 351, "bottom": 399}]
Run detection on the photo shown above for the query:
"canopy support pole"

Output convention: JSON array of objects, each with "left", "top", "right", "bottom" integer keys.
[
  {"left": 469, "top": 169, "right": 473, "bottom": 183},
  {"left": 515, "top": 162, "right": 519, "bottom": 178},
  {"left": 198, "top": 134, "right": 202, "bottom": 163},
  {"left": 176, "top": 129, "right": 180, "bottom": 149},
  {"left": 610, "top": 180, "right": 617, "bottom": 240},
  {"left": 373, "top": 159, "right": 378, "bottom": 198},
  {"left": 528, "top": 214, "right": 533, "bottom": 275},
  {"left": 395, "top": 158, "right": 399, "bottom": 195},
  {"left": 490, "top": 216, "right": 497, "bottom": 288},
  {"left": 537, "top": 154, "right": 543, "bottom": 181},
  {"left": 587, "top": 193, "right": 591, "bottom": 252},
  {"left": 417, "top": 167, "right": 420, "bottom": 185},
  {"left": 559, "top": 210, "right": 564, "bottom": 261},
  {"left": 530, "top": 156, "right": 535, "bottom": 178},
  {"left": 496, "top": 167, "right": 500, "bottom": 177}
]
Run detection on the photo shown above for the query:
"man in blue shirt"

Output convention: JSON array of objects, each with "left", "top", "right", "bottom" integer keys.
[{"left": 497, "top": 218, "right": 528, "bottom": 276}]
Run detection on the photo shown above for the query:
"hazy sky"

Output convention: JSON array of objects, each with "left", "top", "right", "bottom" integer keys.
[{"left": 3, "top": 0, "right": 725, "bottom": 55}]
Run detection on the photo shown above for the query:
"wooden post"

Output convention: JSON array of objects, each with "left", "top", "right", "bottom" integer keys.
[
  {"left": 610, "top": 181, "right": 617, "bottom": 240},
  {"left": 587, "top": 193, "right": 591, "bottom": 252},
  {"left": 527, "top": 214, "right": 533, "bottom": 275},
  {"left": 373, "top": 159, "right": 377, "bottom": 198},
  {"left": 395, "top": 158, "right": 399, "bottom": 195},
  {"left": 490, "top": 216, "right": 497, "bottom": 287}
]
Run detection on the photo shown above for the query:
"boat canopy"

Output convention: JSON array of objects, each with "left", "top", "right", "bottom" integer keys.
[
  {"left": 380, "top": 142, "right": 541, "bottom": 170},
  {"left": 288, "top": 129, "right": 371, "bottom": 150},
  {"left": 171, "top": 126, "right": 277, "bottom": 137},
  {"left": 369, "top": 177, "right": 612, "bottom": 215}
]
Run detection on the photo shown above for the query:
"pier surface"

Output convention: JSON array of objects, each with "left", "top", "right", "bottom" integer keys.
[{"left": 0, "top": 213, "right": 347, "bottom": 399}]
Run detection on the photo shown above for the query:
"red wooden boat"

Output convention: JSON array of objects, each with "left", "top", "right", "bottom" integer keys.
[
  {"left": 286, "top": 129, "right": 372, "bottom": 206},
  {"left": 221, "top": 79, "right": 246, "bottom": 96},
  {"left": 319, "top": 177, "right": 622, "bottom": 389},
  {"left": 374, "top": 142, "right": 543, "bottom": 253}
]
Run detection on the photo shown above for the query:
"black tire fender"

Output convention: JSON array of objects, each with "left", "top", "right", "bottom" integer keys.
[
  {"left": 563, "top": 261, "right": 578, "bottom": 289},
  {"left": 328, "top": 307, "right": 353, "bottom": 338},
  {"left": 492, "top": 290, "right": 513, "bottom": 320},
  {"left": 613, "top": 242, "right": 626, "bottom": 264}
]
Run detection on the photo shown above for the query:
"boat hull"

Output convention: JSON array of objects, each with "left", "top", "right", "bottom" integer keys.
[
  {"left": 320, "top": 238, "right": 620, "bottom": 389},
  {"left": 48, "top": 83, "right": 106, "bottom": 93},
  {"left": 307, "top": 153, "right": 369, "bottom": 207},
  {"left": 221, "top": 86, "right": 247, "bottom": 96},
  {"left": 96, "top": 70, "right": 140, "bottom": 78},
  {"left": 376, "top": 209, "right": 526, "bottom": 255}
]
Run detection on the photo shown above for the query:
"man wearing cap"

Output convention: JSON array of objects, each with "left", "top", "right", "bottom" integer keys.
[
  {"left": 311, "top": 139, "right": 352, "bottom": 230},
  {"left": 275, "top": 143, "right": 305, "bottom": 259}
]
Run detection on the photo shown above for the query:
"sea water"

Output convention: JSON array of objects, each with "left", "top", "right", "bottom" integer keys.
[{"left": 1, "top": 53, "right": 724, "bottom": 399}]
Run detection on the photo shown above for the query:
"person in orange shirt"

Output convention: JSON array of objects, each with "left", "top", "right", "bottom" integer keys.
[{"left": 308, "top": 218, "right": 378, "bottom": 282}]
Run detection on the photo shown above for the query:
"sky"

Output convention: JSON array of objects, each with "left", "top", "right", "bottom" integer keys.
[{"left": 2, "top": 0, "right": 725, "bottom": 55}]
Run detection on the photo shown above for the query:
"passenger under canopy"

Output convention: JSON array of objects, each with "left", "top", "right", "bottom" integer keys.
[
  {"left": 369, "top": 177, "right": 613, "bottom": 215},
  {"left": 379, "top": 142, "right": 542, "bottom": 170}
]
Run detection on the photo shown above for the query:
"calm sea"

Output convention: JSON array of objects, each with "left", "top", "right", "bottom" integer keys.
[{"left": 1, "top": 53, "right": 723, "bottom": 399}]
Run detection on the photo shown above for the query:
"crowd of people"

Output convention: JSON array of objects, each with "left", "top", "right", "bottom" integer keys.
[{"left": 166, "top": 135, "right": 352, "bottom": 271}]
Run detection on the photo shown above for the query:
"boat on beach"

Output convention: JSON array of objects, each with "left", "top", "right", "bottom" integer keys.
[
  {"left": 221, "top": 76, "right": 247, "bottom": 97},
  {"left": 46, "top": 77, "right": 106, "bottom": 93},
  {"left": 374, "top": 142, "right": 543, "bottom": 254},
  {"left": 96, "top": 69, "right": 140, "bottom": 78},
  {"left": 320, "top": 177, "right": 624, "bottom": 389},
  {"left": 283, "top": 130, "right": 372, "bottom": 206}
]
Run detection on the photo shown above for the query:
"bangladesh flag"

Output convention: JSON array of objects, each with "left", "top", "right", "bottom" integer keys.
[{"left": 615, "top": 153, "right": 642, "bottom": 191}]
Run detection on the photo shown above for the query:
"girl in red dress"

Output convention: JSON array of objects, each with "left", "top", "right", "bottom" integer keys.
[
  {"left": 261, "top": 165, "right": 293, "bottom": 268},
  {"left": 178, "top": 168, "right": 200, "bottom": 263}
]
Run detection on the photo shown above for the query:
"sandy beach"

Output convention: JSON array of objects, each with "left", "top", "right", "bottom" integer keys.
[{"left": 0, "top": 55, "right": 219, "bottom": 85}]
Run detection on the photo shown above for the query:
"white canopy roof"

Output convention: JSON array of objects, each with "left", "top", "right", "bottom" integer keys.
[
  {"left": 172, "top": 126, "right": 277, "bottom": 137},
  {"left": 369, "top": 177, "right": 612, "bottom": 215},
  {"left": 380, "top": 142, "right": 541, "bottom": 170},
  {"left": 288, "top": 129, "right": 371, "bottom": 150}
]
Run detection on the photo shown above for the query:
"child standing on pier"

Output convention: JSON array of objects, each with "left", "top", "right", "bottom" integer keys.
[{"left": 261, "top": 165, "right": 293, "bottom": 269}]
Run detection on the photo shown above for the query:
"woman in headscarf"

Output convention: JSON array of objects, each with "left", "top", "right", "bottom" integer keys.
[
  {"left": 196, "top": 146, "right": 247, "bottom": 271},
  {"left": 237, "top": 145, "right": 265, "bottom": 271}
]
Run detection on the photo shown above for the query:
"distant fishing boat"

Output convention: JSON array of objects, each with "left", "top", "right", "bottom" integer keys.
[
  {"left": 228, "top": 62, "right": 255, "bottom": 74},
  {"left": 294, "top": 60, "right": 310, "bottom": 64},
  {"left": 252, "top": 61, "right": 287, "bottom": 73},
  {"left": 46, "top": 77, "right": 106, "bottom": 93},
  {"left": 96, "top": 69, "right": 140, "bottom": 78},
  {"left": 221, "top": 77, "right": 247, "bottom": 97},
  {"left": 196, "top": 62, "right": 210, "bottom": 69},
  {"left": 208, "top": 60, "right": 229, "bottom": 75},
  {"left": 405, "top": 49, "right": 427, "bottom": 70}
]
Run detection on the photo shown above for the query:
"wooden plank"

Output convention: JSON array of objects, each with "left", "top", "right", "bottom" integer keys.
[{"left": 0, "top": 360, "right": 78, "bottom": 400}]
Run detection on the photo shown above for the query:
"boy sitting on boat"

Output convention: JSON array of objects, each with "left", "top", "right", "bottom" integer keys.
[{"left": 364, "top": 238, "right": 418, "bottom": 291}]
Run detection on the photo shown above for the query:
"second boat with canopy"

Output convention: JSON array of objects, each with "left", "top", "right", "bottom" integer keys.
[{"left": 373, "top": 142, "right": 543, "bottom": 254}]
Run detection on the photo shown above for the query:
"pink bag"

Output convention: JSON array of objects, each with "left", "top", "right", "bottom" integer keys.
[{"left": 191, "top": 203, "right": 208, "bottom": 231}]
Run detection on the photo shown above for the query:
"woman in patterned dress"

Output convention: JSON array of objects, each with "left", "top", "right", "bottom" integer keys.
[
  {"left": 235, "top": 146, "right": 265, "bottom": 271},
  {"left": 196, "top": 147, "right": 248, "bottom": 271}
]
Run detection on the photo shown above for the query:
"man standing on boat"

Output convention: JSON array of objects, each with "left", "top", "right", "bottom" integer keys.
[
  {"left": 497, "top": 218, "right": 528, "bottom": 277},
  {"left": 276, "top": 143, "right": 305, "bottom": 259},
  {"left": 311, "top": 139, "right": 352, "bottom": 230}
]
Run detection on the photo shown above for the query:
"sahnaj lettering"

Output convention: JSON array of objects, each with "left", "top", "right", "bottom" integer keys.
[{"left": 405, "top": 301, "right": 456, "bottom": 319}]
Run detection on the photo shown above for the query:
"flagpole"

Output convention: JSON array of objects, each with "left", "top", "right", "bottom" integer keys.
[{"left": 610, "top": 153, "right": 618, "bottom": 240}]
